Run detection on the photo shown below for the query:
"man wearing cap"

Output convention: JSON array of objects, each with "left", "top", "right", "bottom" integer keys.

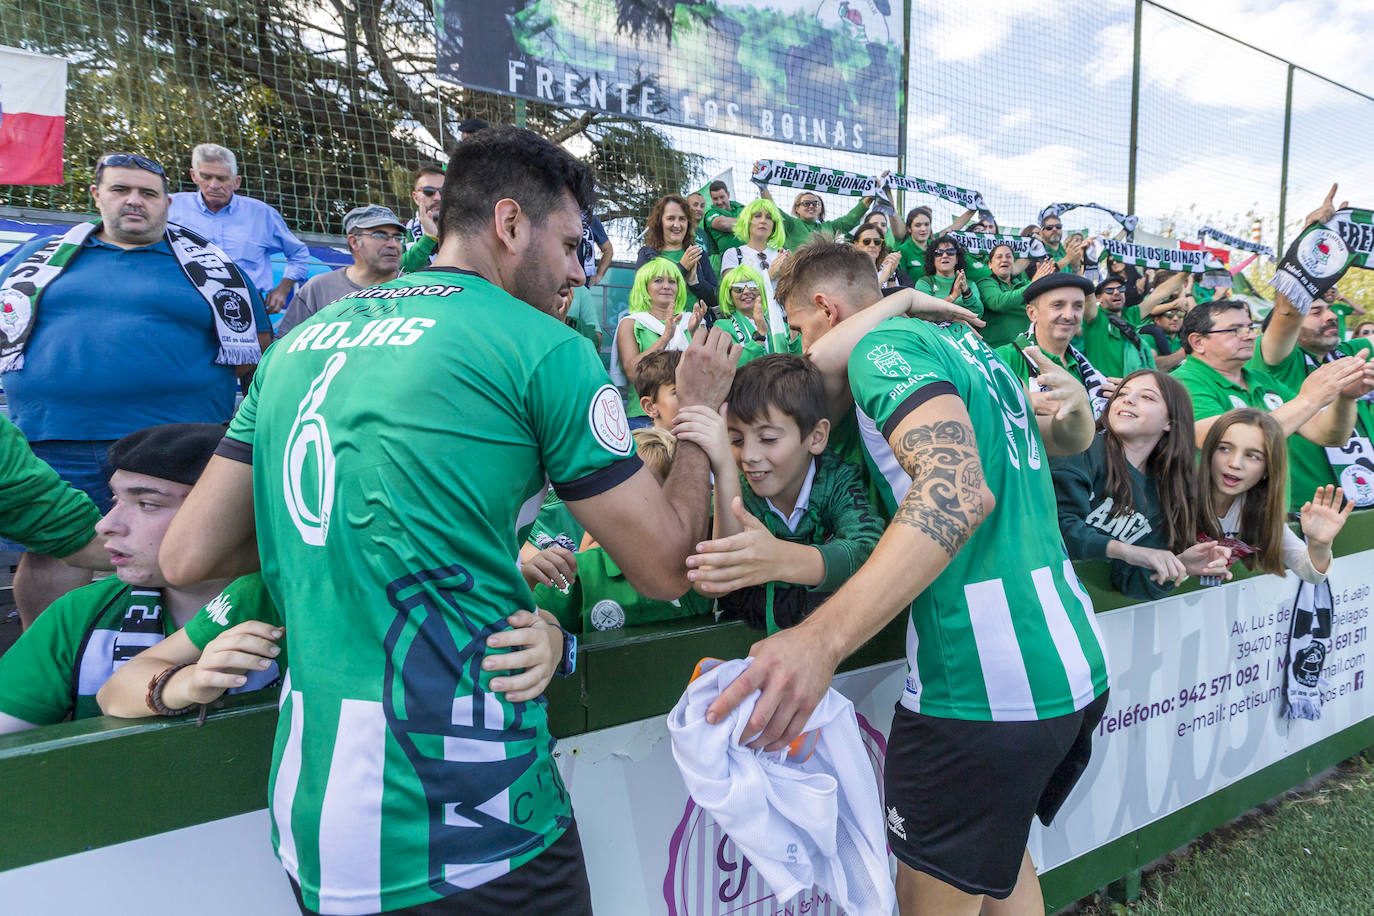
[
  {"left": 0, "top": 151, "right": 270, "bottom": 628},
  {"left": 169, "top": 143, "right": 310, "bottom": 314},
  {"left": 0, "top": 424, "right": 281, "bottom": 733},
  {"left": 994, "top": 273, "right": 1113, "bottom": 419},
  {"left": 1077, "top": 275, "right": 1157, "bottom": 378},
  {"left": 458, "top": 117, "right": 490, "bottom": 140},
  {"left": 277, "top": 205, "right": 405, "bottom": 337}
]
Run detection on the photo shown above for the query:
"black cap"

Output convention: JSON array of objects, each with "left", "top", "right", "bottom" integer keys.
[
  {"left": 458, "top": 118, "right": 489, "bottom": 135},
  {"left": 1095, "top": 276, "right": 1126, "bottom": 294},
  {"left": 1022, "top": 273, "right": 1095, "bottom": 304},
  {"left": 107, "top": 423, "right": 225, "bottom": 486}
]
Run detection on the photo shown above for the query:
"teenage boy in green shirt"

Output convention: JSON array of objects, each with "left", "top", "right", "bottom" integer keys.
[{"left": 675, "top": 355, "right": 884, "bottom": 633}]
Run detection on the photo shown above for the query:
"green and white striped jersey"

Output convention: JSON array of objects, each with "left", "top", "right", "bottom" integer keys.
[
  {"left": 225, "top": 268, "right": 641, "bottom": 914},
  {"left": 847, "top": 316, "right": 1109, "bottom": 722}
]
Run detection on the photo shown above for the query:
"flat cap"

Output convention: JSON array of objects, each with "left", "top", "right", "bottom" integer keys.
[{"left": 1022, "top": 272, "right": 1095, "bottom": 304}]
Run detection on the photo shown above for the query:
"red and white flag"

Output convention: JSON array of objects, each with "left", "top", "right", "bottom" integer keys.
[{"left": 0, "top": 45, "right": 67, "bottom": 185}]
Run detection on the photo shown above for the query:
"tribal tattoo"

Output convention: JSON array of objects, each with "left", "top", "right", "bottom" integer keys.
[{"left": 890, "top": 419, "right": 987, "bottom": 557}]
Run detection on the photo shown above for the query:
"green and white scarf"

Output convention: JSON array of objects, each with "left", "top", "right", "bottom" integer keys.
[
  {"left": 1271, "top": 208, "right": 1374, "bottom": 313},
  {"left": 1013, "top": 332, "right": 1110, "bottom": 420},
  {"left": 948, "top": 231, "right": 1046, "bottom": 259},
  {"left": 750, "top": 159, "right": 992, "bottom": 220},
  {"left": 1101, "top": 238, "right": 1223, "bottom": 273},
  {"left": 0, "top": 220, "right": 261, "bottom": 372},
  {"left": 728, "top": 304, "right": 790, "bottom": 356},
  {"left": 1039, "top": 202, "right": 1138, "bottom": 234},
  {"left": 1198, "top": 226, "right": 1273, "bottom": 258}
]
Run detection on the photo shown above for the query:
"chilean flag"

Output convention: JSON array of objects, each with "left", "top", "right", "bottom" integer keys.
[{"left": 0, "top": 46, "right": 67, "bottom": 185}]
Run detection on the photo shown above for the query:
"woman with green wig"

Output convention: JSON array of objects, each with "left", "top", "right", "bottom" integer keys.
[
  {"left": 717, "top": 265, "right": 800, "bottom": 365},
  {"left": 611, "top": 257, "right": 704, "bottom": 421},
  {"left": 720, "top": 198, "right": 789, "bottom": 289}
]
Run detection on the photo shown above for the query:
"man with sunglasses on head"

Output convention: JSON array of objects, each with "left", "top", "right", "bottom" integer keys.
[
  {"left": 168, "top": 143, "right": 309, "bottom": 315},
  {"left": 1174, "top": 299, "right": 1374, "bottom": 508},
  {"left": 276, "top": 206, "right": 406, "bottom": 337},
  {"left": 400, "top": 161, "right": 445, "bottom": 272},
  {"left": 0, "top": 151, "right": 270, "bottom": 627}
]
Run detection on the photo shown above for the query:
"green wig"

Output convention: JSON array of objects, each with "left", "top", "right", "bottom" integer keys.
[
  {"left": 718, "top": 265, "right": 772, "bottom": 317},
  {"left": 628, "top": 258, "right": 687, "bottom": 314},
  {"left": 733, "top": 198, "right": 786, "bottom": 250}
]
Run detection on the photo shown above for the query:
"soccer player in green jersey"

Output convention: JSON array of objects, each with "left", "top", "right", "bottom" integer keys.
[
  {"left": 159, "top": 127, "right": 739, "bottom": 916},
  {"left": 703, "top": 240, "right": 1110, "bottom": 915}
]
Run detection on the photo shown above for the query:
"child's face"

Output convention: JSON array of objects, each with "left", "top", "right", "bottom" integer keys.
[
  {"left": 643, "top": 383, "right": 680, "bottom": 429},
  {"left": 728, "top": 407, "right": 826, "bottom": 508},
  {"left": 1210, "top": 422, "right": 1267, "bottom": 499}
]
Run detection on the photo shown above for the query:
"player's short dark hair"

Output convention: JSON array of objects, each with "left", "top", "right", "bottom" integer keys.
[
  {"left": 1179, "top": 298, "right": 1249, "bottom": 354},
  {"left": 440, "top": 126, "right": 595, "bottom": 238},
  {"left": 633, "top": 349, "right": 681, "bottom": 401},
  {"left": 412, "top": 162, "right": 445, "bottom": 184},
  {"left": 728, "top": 355, "right": 827, "bottom": 437},
  {"left": 773, "top": 238, "right": 880, "bottom": 311},
  {"left": 708, "top": 180, "right": 728, "bottom": 194}
]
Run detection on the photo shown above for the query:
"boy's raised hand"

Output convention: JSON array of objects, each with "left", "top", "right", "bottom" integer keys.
[
  {"left": 686, "top": 497, "right": 792, "bottom": 593},
  {"left": 672, "top": 403, "right": 733, "bottom": 476}
]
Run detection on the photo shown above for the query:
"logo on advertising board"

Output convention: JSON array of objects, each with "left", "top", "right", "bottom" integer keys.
[{"left": 661, "top": 714, "right": 888, "bottom": 915}]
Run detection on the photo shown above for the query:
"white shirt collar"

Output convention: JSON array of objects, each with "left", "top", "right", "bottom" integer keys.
[{"left": 765, "top": 458, "right": 816, "bottom": 533}]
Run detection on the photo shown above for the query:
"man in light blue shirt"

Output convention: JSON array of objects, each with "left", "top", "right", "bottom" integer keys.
[{"left": 168, "top": 143, "right": 309, "bottom": 313}]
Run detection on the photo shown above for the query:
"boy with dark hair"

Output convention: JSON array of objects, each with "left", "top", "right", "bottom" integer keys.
[
  {"left": 633, "top": 349, "right": 683, "bottom": 430},
  {"left": 675, "top": 355, "right": 884, "bottom": 632}
]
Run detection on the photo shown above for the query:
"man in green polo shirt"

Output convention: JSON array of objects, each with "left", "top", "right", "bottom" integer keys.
[
  {"left": 157, "top": 127, "right": 739, "bottom": 916},
  {"left": 1252, "top": 290, "right": 1374, "bottom": 508},
  {"left": 1173, "top": 299, "right": 1373, "bottom": 510},
  {"left": 702, "top": 180, "right": 745, "bottom": 270},
  {"left": 1077, "top": 275, "right": 1156, "bottom": 378},
  {"left": 993, "top": 273, "right": 1112, "bottom": 419}
]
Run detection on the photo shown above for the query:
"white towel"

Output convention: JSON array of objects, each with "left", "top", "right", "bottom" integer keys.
[
  {"left": 608, "top": 311, "right": 690, "bottom": 386},
  {"left": 667, "top": 658, "right": 895, "bottom": 915}
]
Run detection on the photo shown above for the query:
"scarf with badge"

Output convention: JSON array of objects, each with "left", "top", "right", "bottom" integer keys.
[
  {"left": 1012, "top": 331, "right": 1110, "bottom": 419},
  {"left": 750, "top": 159, "right": 994, "bottom": 223},
  {"left": 1039, "top": 202, "right": 1139, "bottom": 234},
  {"left": 1283, "top": 579, "right": 1335, "bottom": 720},
  {"left": 0, "top": 220, "right": 260, "bottom": 372},
  {"left": 1198, "top": 226, "right": 1273, "bottom": 258},
  {"left": 1302, "top": 348, "right": 1374, "bottom": 506},
  {"left": 1271, "top": 208, "right": 1374, "bottom": 314}
]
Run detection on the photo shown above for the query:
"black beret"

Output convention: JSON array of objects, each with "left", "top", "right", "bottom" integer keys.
[
  {"left": 1095, "top": 276, "right": 1126, "bottom": 294},
  {"left": 458, "top": 118, "right": 490, "bottom": 134},
  {"left": 107, "top": 423, "right": 225, "bottom": 486},
  {"left": 1022, "top": 273, "right": 1095, "bottom": 304}
]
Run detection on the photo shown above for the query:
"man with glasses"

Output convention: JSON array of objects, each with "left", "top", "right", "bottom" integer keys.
[
  {"left": 0, "top": 151, "right": 270, "bottom": 626},
  {"left": 1039, "top": 215, "right": 1083, "bottom": 274},
  {"left": 1174, "top": 302, "right": 1372, "bottom": 507},
  {"left": 276, "top": 206, "right": 406, "bottom": 337},
  {"left": 169, "top": 143, "right": 309, "bottom": 315},
  {"left": 400, "top": 161, "right": 445, "bottom": 272}
]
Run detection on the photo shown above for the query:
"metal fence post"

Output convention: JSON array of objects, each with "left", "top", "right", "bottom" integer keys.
[
  {"left": 1127, "top": 0, "right": 1142, "bottom": 215},
  {"left": 1276, "top": 63, "right": 1295, "bottom": 255},
  {"left": 896, "top": 0, "right": 913, "bottom": 217}
]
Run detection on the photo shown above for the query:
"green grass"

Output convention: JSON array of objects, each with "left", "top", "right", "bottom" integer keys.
[{"left": 1071, "top": 752, "right": 1374, "bottom": 915}]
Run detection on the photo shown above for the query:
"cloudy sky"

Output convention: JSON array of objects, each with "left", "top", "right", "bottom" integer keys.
[{"left": 651, "top": 0, "right": 1374, "bottom": 249}]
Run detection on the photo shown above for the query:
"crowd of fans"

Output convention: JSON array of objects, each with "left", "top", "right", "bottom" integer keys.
[{"left": 0, "top": 122, "right": 1370, "bottom": 916}]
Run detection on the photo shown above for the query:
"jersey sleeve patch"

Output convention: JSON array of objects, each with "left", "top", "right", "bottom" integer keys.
[
  {"left": 553, "top": 453, "right": 644, "bottom": 502},
  {"left": 588, "top": 384, "right": 635, "bottom": 456},
  {"left": 881, "top": 380, "right": 959, "bottom": 440}
]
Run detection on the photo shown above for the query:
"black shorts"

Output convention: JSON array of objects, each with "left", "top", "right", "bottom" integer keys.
[
  {"left": 290, "top": 819, "right": 593, "bottom": 916},
  {"left": 883, "top": 691, "right": 1109, "bottom": 899}
]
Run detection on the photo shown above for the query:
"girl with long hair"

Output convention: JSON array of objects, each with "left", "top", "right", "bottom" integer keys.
[
  {"left": 1196, "top": 409, "right": 1352, "bottom": 583},
  {"left": 1053, "top": 370, "right": 1229, "bottom": 599},
  {"left": 716, "top": 265, "right": 800, "bottom": 364},
  {"left": 612, "top": 258, "right": 703, "bottom": 425},
  {"left": 635, "top": 193, "right": 718, "bottom": 310}
]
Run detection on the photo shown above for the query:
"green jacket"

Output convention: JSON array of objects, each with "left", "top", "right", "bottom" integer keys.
[
  {"left": 914, "top": 272, "right": 984, "bottom": 318},
  {"left": 976, "top": 273, "right": 1029, "bottom": 349},
  {"left": 401, "top": 235, "right": 437, "bottom": 274},
  {"left": 1078, "top": 305, "right": 1156, "bottom": 378},
  {"left": 779, "top": 200, "right": 868, "bottom": 250}
]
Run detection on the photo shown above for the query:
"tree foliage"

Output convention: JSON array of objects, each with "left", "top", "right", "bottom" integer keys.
[{"left": 0, "top": 0, "right": 702, "bottom": 233}]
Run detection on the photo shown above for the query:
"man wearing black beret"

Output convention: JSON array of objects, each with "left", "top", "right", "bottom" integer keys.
[
  {"left": 0, "top": 423, "right": 281, "bottom": 732},
  {"left": 993, "top": 273, "right": 1114, "bottom": 419}
]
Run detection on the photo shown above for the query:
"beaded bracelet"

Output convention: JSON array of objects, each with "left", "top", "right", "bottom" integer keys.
[{"left": 145, "top": 662, "right": 196, "bottom": 716}]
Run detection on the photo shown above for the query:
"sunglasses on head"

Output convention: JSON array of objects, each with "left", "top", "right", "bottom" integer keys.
[{"left": 97, "top": 153, "right": 165, "bottom": 177}]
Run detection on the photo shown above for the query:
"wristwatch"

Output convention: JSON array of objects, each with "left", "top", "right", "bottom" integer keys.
[{"left": 554, "top": 624, "right": 578, "bottom": 678}]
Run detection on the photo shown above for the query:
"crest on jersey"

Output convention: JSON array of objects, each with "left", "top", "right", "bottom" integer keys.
[
  {"left": 589, "top": 384, "right": 633, "bottom": 456},
  {"left": 867, "top": 342, "right": 910, "bottom": 378}
]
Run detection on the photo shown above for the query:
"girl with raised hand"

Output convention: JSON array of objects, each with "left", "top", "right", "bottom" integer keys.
[
  {"left": 613, "top": 258, "right": 704, "bottom": 427},
  {"left": 1053, "top": 370, "right": 1230, "bottom": 599},
  {"left": 913, "top": 233, "right": 984, "bottom": 317},
  {"left": 716, "top": 265, "right": 800, "bottom": 365},
  {"left": 1197, "top": 408, "right": 1353, "bottom": 583},
  {"left": 635, "top": 193, "right": 718, "bottom": 310},
  {"left": 720, "top": 198, "right": 789, "bottom": 289}
]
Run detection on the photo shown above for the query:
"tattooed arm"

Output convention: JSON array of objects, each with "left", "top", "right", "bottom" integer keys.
[{"left": 704, "top": 394, "right": 994, "bottom": 750}]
